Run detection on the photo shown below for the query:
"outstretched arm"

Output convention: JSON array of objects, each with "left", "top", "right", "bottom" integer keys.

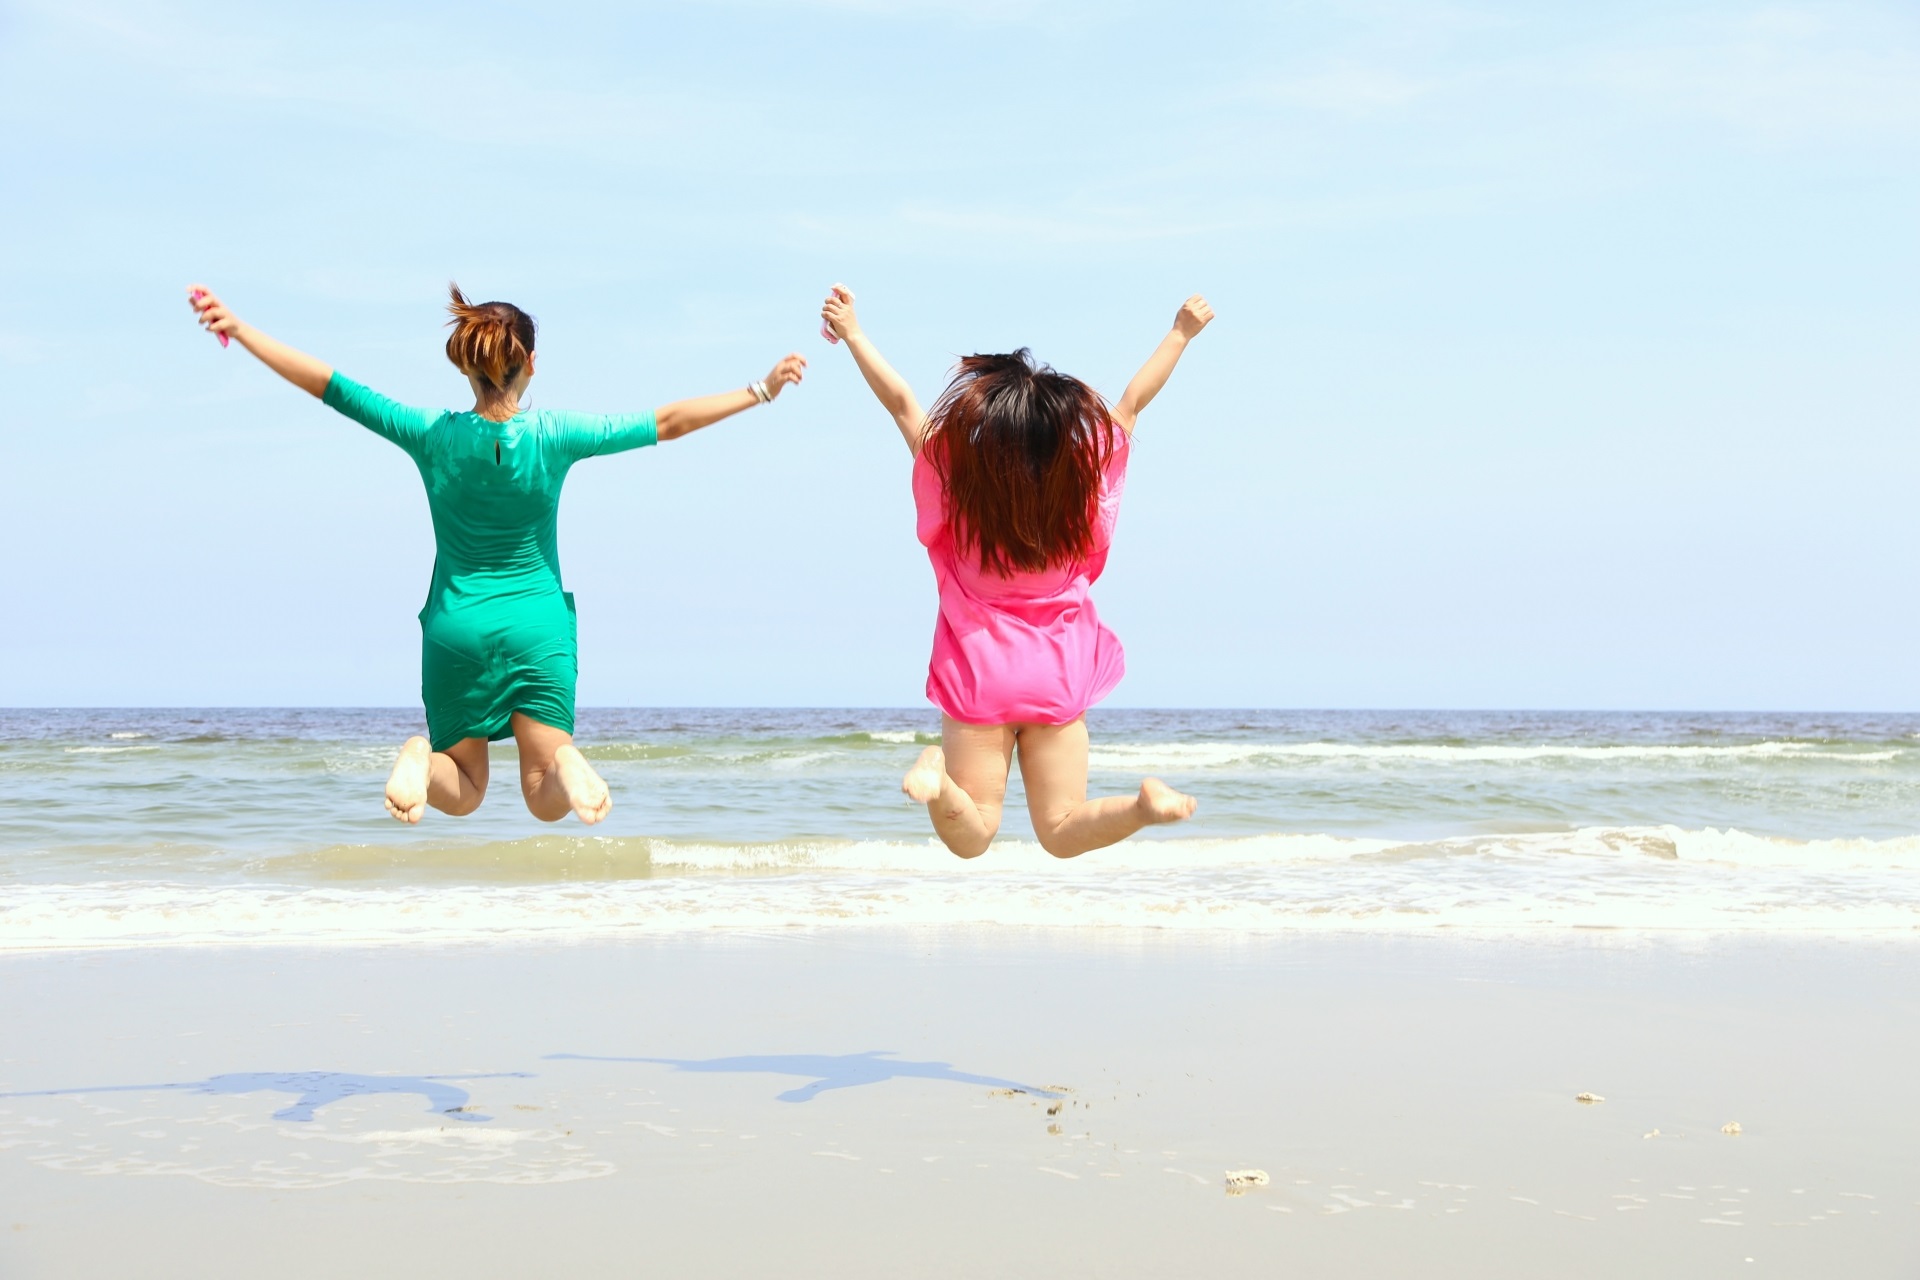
[
  {"left": 821, "top": 286, "right": 926, "bottom": 454},
  {"left": 655, "top": 354, "right": 807, "bottom": 442},
  {"left": 186, "top": 285, "right": 332, "bottom": 398},
  {"left": 1111, "top": 295, "right": 1214, "bottom": 435}
]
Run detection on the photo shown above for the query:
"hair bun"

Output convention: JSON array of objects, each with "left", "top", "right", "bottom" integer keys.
[{"left": 445, "top": 283, "right": 537, "bottom": 391}]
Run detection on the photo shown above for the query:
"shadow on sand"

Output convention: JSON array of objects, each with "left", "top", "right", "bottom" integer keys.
[
  {"left": 0, "top": 1070, "right": 530, "bottom": 1122},
  {"left": 546, "top": 1051, "right": 1062, "bottom": 1103}
]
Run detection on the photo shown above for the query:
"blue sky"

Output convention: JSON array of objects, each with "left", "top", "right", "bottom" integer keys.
[{"left": 1, "top": 0, "right": 1915, "bottom": 709}]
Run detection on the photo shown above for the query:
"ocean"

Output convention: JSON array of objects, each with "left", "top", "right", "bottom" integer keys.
[{"left": 3, "top": 708, "right": 1917, "bottom": 949}]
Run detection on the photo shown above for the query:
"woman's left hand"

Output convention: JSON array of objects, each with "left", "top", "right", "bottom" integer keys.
[{"left": 763, "top": 353, "right": 807, "bottom": 400}]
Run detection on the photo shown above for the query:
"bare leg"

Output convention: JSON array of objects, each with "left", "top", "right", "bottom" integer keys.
[
  {"left": 385, "top": 735, "right": 489, "bottom": 823},
  {"left": 1017, "top": 717, "right": 1196, "bottom": 859},
  {"left": 903, "top": 717, "right": 1015, "bottom": 859},
  {"left": 511, "top": 713, "right": 611, "bottom": 825}
]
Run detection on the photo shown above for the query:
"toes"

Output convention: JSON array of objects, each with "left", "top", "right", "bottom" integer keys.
[
  {"left": 1138, "top": 779, "right": 1196, "bottom": 823},
  {"left": 574, "top": 786, "right": 611, "bottom": 824}
]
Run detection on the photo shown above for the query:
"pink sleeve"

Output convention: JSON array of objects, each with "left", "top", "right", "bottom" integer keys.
[
  {"left": 912, "top": 449, "right": 946, "bottom": 549},
  {"left": 1095, "top": 429, "right": 1131, "bottom": 549}
]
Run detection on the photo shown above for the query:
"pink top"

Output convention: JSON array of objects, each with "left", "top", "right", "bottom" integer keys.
[{"left": 913, "top": 430, "right": 1130, "bottom": 726}]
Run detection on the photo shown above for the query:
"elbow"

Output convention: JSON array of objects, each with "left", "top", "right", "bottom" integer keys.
[{"left": 654, "top": 410, "right": 683, "bottom": 442}]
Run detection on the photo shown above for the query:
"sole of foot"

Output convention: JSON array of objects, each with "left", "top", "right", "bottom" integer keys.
[
  {"left": 554, "top": 746, "right": 612, "bottom": 825},
  {"left": 902, "top": 746, "right": 947, "bottom": 804},
  {"left": 385, "top": 738, "right": 431, "bottom": 824},
  {"left": 1138, "top": 777, "right": 1197, "bottom": 824}
]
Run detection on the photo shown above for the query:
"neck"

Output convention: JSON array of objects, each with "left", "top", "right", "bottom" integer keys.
[
  {"left": 466, "top": 367, "right": 530, "bottom": 421},
  {"left": 472, "top": 393, "right": 521, "bottom": 422}
]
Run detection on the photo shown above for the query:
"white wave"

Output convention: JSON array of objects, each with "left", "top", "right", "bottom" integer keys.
[
  {"left": 6, "top": 827, "right": 1918, "bottom": 950},
  {"left": 1088, "top": 740, "right": 1905, "bottom": 770},
  {"left": 321, "top": 745, "right": 409, "bottom": 775},
  {"left": 866, "top": 731, "right": 922, "bottom": 744},
  {"left": 766, "top": 750, "right": 837, "bottom": 772},
  {"left": 205, "top": 826, "right": 1920, "bottom": 882},
  {"left": 640, "top": 831, "right": 1389, "bottom": 874},
  {"left": 62, "top": 746, "right": 161, "bottom": 755},
  {"left": 107, "top": 732, "right": 148, "bottom": 740}
]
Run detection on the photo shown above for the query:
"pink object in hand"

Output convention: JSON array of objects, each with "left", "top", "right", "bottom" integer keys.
[
  {"left": 821, "top": 283, "right": 845, "bottom": 343},
  {"left": 190, "top": 289, "right": 230, "bottom": 347}
]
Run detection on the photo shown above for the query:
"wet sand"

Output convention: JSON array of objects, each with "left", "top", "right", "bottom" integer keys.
[{"left": 1, "top": 931, "right": 1915, "bottom": 1277}]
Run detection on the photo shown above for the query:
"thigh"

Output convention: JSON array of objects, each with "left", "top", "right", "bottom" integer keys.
[
  {"left": 441, "top": 736, "right": 491, "bottom": 789},
  {"left": 509, "top": 712, "right": 574, "bottom": 780},
  {"left": 1014, "top": 717, "right": 1090, "bottom": 826},
  {"left": 942, "top": 716, "right": 1016, "bottom": 815}
]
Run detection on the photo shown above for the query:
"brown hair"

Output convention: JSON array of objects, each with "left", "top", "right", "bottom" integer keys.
[
  {"left": 444, "top": 283, "right": 536, "bottom": 391},
  {"left": 922, "top": 349, "right": 1116, "bottom": 576}
]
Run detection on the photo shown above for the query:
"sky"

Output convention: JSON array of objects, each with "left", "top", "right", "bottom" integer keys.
[{"left": 1, "top": 0, "right": 1915, "bottom": 710}]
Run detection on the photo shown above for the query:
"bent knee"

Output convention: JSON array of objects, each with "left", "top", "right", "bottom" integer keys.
[
  {"left": 1036, "top": 830, "right": 1081, "bottom": 859},
  {"left": 439, "top": 786, "right": 486, "bottom": 817},
  {"left": 941, "top": 822, "right": 998, "bottom": 860},
  {"left": 521, "top": 791, "right": 570, "bottom": 824}
]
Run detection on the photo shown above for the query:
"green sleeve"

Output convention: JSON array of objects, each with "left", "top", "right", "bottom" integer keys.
[
  {"left": 323, "top": 372, "right": 436, "bottom": 455},
  {"left": 548, "top": 410, "right": 659, "bottom": 461}
]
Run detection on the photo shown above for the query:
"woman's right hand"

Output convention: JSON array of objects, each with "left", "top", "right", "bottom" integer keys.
[
  {"left": 821, "top": 284, "right": 860, "bottom": 342},
  {"left": 187, "top": 284, "right": 240, "bottom": 340}
]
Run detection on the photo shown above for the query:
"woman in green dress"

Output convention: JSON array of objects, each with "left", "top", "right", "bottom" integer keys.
[{"left": 187, "top": 283, "right": 805, "bottom": 826}]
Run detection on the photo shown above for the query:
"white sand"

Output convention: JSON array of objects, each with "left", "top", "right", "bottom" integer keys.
[{"left": 1, "top": 931, "right": 1915, "bottom": 1277}]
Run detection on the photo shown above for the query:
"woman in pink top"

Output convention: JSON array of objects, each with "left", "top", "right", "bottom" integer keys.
[{"left": 821, "top": 286, "right": 1215, "bottom": 859}]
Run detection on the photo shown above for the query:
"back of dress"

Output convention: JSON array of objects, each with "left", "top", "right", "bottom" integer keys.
[
  {"left": 419, "top": 413, "right": 570, "bottom": 595},
  {"left": 912, "top": 430, "right": 1132, "bottom": 725}
]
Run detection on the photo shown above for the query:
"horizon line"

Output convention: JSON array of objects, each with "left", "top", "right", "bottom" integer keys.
[{"left": 3, "top": 704, "right": 1918, "bottom": 716}]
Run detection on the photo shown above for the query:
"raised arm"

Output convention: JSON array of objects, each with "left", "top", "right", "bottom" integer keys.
[
  {"left": 1110, "top": 295, "right": 1214, "bottom": 435},
  {"left": 654, "top": 354, "right": 807, "bottom": 442},
  {"left": 821, "top": 286, "right": 926, "bottom": 454},
  {"left": 186, "top": 285, "right": 332, "bottom": 398}
]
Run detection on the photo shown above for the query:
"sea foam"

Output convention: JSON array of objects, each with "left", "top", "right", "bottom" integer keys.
[{"left": 7, "top": 826, "right": 1918, "bottom": 952}]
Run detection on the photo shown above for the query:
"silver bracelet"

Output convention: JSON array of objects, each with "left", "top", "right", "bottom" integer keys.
[{"left": 749, "top": 379, "right": 771, "bottom": 404}]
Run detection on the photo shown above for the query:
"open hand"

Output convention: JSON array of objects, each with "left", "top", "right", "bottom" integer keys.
[
  {"left": 763, "top": 352, "right": 807, "bottom": 400},
  {"left": 1173, "top": 294, "right": 1214, "bottom": 340},
  {"left": 821, "top": 284, "right": 859, "bottom": 342},
  {"left": 187, "top": 284, "right": 240, "bottom": 340}
]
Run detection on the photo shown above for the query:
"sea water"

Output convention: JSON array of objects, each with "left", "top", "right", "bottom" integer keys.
[{"left": 2, "top": 708, "right": 1917, "bottom": 948}]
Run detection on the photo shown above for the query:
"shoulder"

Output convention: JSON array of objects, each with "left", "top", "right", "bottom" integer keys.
[
  {"left": 527, "top": 408, "right": 596, "bottom": 434},
  {"left": 911, "top": 442, "right": 942, "bottom": 489},
  {"left": 1098, "top": 426, "right": 1130, "bottom": 494}
]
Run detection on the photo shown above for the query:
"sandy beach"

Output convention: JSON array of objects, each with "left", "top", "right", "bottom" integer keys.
[{"left": 3, "top": 930, "right": 1914, "bottom": 1277}]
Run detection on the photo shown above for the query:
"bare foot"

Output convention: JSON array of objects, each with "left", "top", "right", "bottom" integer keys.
[
  {"left": 902, "top": 746, "right": 947, "bottom": 804},
  {"left": 1137, "top": 777, "right": 1197, "bottom": 825},
  {"left": 553, "top": 745, "right": 612, "bottom": 824},
  {"left": 385, "top": 737, "right": 431, "bottom": 824}
]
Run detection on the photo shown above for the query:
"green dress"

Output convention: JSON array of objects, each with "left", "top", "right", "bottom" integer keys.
[{"left": 324, "top": 373, "right": 657, "bottom": 751}]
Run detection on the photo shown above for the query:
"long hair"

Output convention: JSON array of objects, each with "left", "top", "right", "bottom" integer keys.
[
  {"left": 444, "top": 283, "right": 536, "bottom": 390},
  {"left": 922, "top": 349, "right": 1116, "bottom": 576}
]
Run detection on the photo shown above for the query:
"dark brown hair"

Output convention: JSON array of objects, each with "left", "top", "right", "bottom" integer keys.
[
  {"left": 444, "top": 283, "right": 536, "bottom": 390},
  {"left": 922, "top": 349, "right": 1116, "bottom": 576}
]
